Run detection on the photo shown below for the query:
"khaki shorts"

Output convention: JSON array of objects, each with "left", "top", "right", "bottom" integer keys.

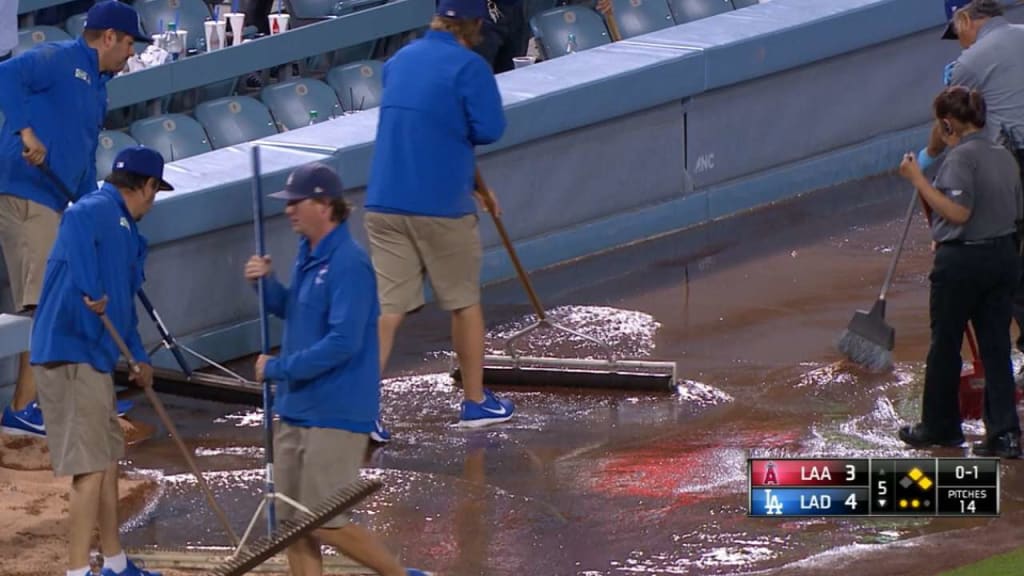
[
  {"left": 274, "top": 422, "right": 367, "bottom": 529},
  {"left": 33, "top": 363, "right": 124, "bottom": 477},
  {"left": 364, "top": 212, "right": 482, "bottom": 314},
  {"left": 0, "top": 195, "right": 60, "bottom": 311}
]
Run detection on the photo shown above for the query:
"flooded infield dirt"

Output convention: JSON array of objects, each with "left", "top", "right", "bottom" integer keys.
[{"left": 44, "top": 173, "right": 1024, "bottom": 575}]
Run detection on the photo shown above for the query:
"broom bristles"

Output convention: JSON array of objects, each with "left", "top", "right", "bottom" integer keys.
[{"left": 837, "top": 329, "right": 894, "bottom": 373}]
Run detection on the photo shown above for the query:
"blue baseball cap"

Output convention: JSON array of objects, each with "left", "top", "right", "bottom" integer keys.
[
  {"left": 436, "top": 0, "right": 488, "bottom": 20},
  {"left": 943, "top": 0, "right": 1003, "bottom": 39},
  {"left": 84, "top": 1, "right": 150, "bottom": 43},
  {"left": 111, "top": 146, "right": 174, "bottom": 191},
  {"left": 269, "top": 163, "right": 344, "bottom": 201}
]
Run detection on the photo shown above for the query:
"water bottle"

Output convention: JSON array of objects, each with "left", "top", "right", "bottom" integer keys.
[
  {"left": 164, "top": 22, "right": 182, "bottom": 61},
  {"left": 308, "top": 110, "right": 319, "bottom": 126},
  {"left": 565, "top": 33, "right": 577, "bottom": 54}
]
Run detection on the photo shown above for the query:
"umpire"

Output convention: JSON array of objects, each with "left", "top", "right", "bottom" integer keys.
[{"left": 898, "top": 86, "right": 1021, "bottom": 459}]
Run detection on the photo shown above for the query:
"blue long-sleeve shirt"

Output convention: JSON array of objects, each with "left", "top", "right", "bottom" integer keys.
[
  {"left": 0, "top": 37, "right": 108, "bottom": 212},
  {"left": 30, "top": 184, "right": 150, "bottom": 373},
  {"left": 261, "top": 222, "right": 380, "bottom": 433},
  {"left": 365, "top": 30, "right": 506, "bottom": 218}
]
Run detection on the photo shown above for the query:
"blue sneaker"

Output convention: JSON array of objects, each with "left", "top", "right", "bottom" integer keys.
[
  {"left": 1, "top": 401, "right": 45, "bottom": 437},
  {"left": 458, "top": 389, "right": 514, "bottom": 428},
  {"left": 370, "top": 420, "right": 391, "bottom": 444},
  {"left": 116, "top": 399, "right": 134, "bottom": 417},
  {"left": 101, "top": 558, "right": 161, "bottom": 576},
  {"left": 407, "top": 569, "right": 434, "bottom": 576}
]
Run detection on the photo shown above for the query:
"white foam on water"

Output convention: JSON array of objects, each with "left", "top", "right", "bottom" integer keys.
[
  {"left": 675, "top": 379, "right": 733, "bottom": 406},
  {"left": 213, "top": 409, "right": 266, "bottom": 428},
  {"left": 485, "top": 305, "right": 661, "bottom": 359},
  {"left": 193, "top": 446, "right": 264, "bottom": 458},
  {"left": 381, "top": 372, "right": 458, "bottom": 395}
]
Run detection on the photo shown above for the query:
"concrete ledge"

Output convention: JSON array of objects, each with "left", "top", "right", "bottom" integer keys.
[{"left": 0, "top": 314, "right": 31, "bottom": 359}]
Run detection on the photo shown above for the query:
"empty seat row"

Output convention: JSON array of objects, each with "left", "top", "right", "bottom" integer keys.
[
  {"left": 95, "top": 61, "right": 383, "bottom": 178},
  {"left": 531, "top": 0, "right": 756, "bottom": 58}
]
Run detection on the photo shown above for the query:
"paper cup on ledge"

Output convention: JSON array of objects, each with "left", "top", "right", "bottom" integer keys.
[
  {"left": 176, "top": 30, "right": 188, "bottom": 53},
  {"left": 513, "top": 56, "right": 535, "bottom": 69},
  {"left": 204, "top": 20, "right": 217, "bottom": 50},
  {"left": 215, "top": 20, "right": 227, "bottom": 49},
  {"left": 227, "top": 12, "right": 245, "bottom": 45},
  {"left": 268, "top": 13, "right": 290, "bottom": 34}
]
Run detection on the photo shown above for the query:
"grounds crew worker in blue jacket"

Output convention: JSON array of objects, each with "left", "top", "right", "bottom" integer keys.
[
  {"left": 246, "top": 163, "right": 432, "bottom": 576},
  {"left": 30, "top": 146, "right": 171, "bottom": 576},
  {"left": 365, "top": 0, "right": 513, "bottom": 440},
  {"left": 0, "top": 0, "right": 147, "bottom": 438}
]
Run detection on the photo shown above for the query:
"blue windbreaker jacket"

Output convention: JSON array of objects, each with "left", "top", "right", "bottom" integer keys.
[
  {"left": 262, "top": 222, "right": 380, "bottom": 433},
  {"left": 30, "top": 184, "right": 150, "bottom": 372},
  {"left": 0, "top": 37, "right": 108, "bottom": 212},
  {"left": 365, "top": 30, "right": 506, "bottom": 218}
]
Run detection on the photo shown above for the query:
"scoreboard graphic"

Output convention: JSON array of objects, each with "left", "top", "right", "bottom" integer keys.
[{"left": 748, "top": 458, "right": 999, "bottom": 517}]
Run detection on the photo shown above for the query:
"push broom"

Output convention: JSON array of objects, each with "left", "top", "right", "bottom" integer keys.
[
  {"left": 837, "top": 189, "right": 919, "bottom": 372},
  {"left": 452, "top": 169, "right": 677, "bottom": 391}
]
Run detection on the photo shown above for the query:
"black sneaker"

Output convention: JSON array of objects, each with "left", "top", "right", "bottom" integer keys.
[
  {"left": 898, "top": 423, "right": 965, "bottom": 448},
  {"left": 972, "top": 432, "right": 1022, "bottom": 459}
]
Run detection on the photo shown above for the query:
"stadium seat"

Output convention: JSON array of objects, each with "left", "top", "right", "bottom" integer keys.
[
  {"left": 194, "top": 96, "right": 278, "bottom": 149},
  {"left": 14, "top": 26, "right": 72, "bottom": 56},
  {"left": 96, "top": 131, "right": 139, "bottom": 180},
  {"left": 731, "top": 0, "right": 759, "bottom": 7},
  {"left": 529, "top": 6, "right": 611, "bottom": 59},
  {"left": 326, "top": 60, "right": 383, "bottom": 113},
  {"left": 288, "top": 0, "right": 338, "bottom": 19},
  {"left": 65, "top": 13, "right": 88, "bottom": 38},
  {"left": 134, "top": 0, "right": 212, "bottom": 51},
  {"left": 130, "top": 114, "right": 212, "bottom": 161},
  {"left": 260, "top": 79, "right": 342, "bottom": 130},
  {"left": 668, "top": 0, "right": 733, "bottom": 23},
  {"left": 609, "top": 0, "right": 675, "bottom": 38}
]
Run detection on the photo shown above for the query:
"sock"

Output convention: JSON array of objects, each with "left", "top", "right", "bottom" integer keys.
[
  {"left": 104, "top": 551, "right": 128, "bottom": 574},
  {"left": 67, "top": 567, "right": 91, "bottom": 576}
]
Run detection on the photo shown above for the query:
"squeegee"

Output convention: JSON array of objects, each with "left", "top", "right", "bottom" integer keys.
[{"left": 451, "top": 170, "right": 678, "bottom": 392}]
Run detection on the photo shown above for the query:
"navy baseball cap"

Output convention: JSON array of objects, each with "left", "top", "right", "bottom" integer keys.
[
  {"left": 112, "top": 146, "right": 174, "bottom": 191},
  {"left": 84, "top": 1, "right": 150, "bottom": 43},
  {"left": 943, "top": 0, "right": 1003, "bottom": 39},
  {"left": 269, "top": 163, "right": 344, "bottom": 201},
  {"left": 436, "top": 0, "right": 488, "bottom": 20}
]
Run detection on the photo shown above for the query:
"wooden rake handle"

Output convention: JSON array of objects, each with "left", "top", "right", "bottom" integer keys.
[
  {"left": 98, "top": 314, "right": 240, "bottom": 547},
  {"left": 474, "top": 168, "right": 548, "bottom": 321}
]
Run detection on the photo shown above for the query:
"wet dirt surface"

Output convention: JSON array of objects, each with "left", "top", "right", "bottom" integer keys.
[{"left": 82, "top": 173, "right": 1024, "bottom": 575}]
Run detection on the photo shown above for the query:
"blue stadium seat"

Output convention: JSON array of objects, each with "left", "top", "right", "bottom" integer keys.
[
  {"left": 96, "top": 131, "right": 139, "bottom": 180},
  {"left": 530, "top": 6, "right": 610, "bottom": 59},
  {"left": 668, "top": 0, "right": 733, "bottom": 23},
  {"left": 260, "top": 79, "right": 342, "bottom": 130},
  {"left": 194, "top": 96, "right": 278, "bottom": 149},
  {"left": 325, "top": 60, "right": 383, "bottom": 113},
  {"left": 14, "top": 26, "right": 72, "bottom": 56},
  {"left": 731, "top": 0, "right": 759, "bottom": 7},
  {"left": 609, "top": 0, "right": 675, "bottom": 38},
  {"left": 134, "top": 0, "right": 212, "bottom": 51},
  {"left": 130, "top": 114, "right": 212, "bottom": 161},
  {"left": 65, "top": 13, "right": 88, "bottom": 38}
]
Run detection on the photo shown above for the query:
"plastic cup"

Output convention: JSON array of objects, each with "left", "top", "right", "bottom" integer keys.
[
  {"left": 204, "top": 20, "right": 216, "bottom": 50},
  {"left": 215, "top": 21, "right": 227, "bottom": 49},
  {"left": 268, "top": 13, "right": 290, "bottom": 34},
  {"left": 228, "top": 13, "right": 245, "bottom": 46},
  {"left": 513, "top": 56, "right": 535, "bottom": 69}
]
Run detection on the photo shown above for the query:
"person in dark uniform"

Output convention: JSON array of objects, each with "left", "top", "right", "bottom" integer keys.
[{"left": 898, "top": 86, "right": 1022, "bottom": 459}]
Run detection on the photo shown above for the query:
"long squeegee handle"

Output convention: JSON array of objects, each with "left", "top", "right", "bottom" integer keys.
[
  {"left": 35, "top": 162, "right": 194, "bottom": 378},
  {"left": 475, "top": 168, "right": 548, "bottom": 321},
  {"left": 878, "top": 189, "right": 919, "bottom": 301},
  {"left": 136, "top": 289, "right": 193, "bottom": 378}
]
